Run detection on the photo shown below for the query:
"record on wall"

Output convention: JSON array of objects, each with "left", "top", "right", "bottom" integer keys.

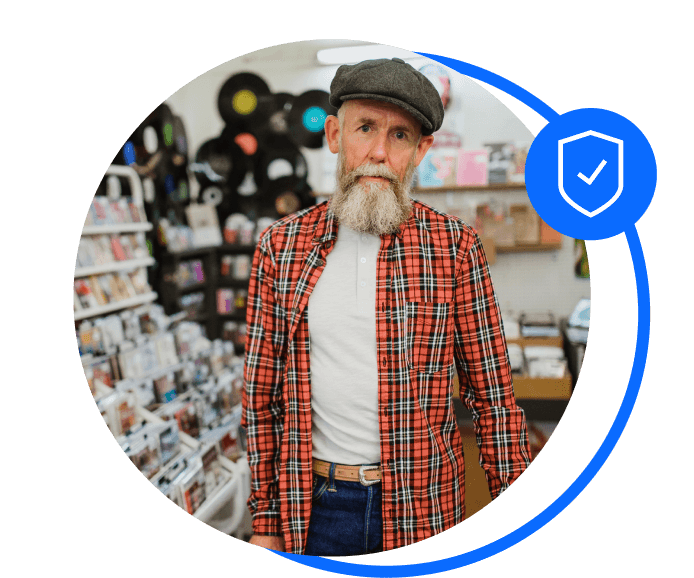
[
  {"left": 217, "top": 72, "right": 273, "bottom": 125},
  {"left": 255, "top": 144, "right": 308, "bottom": 191},
  {"left": 131, "top": 103, "right": 176, "bottom": 165},
  {"left": 171, "top": 115, "right": 189, "bottom": 167},
  {"left": 287, "top": 90, "right": 336, "bottom": 149},
  {"left": 261, "top": 177, "right": 315, "bottom": 219},
  {"left": 112, "top": 138, "right": 137, "bottom": 166},
  {"left": 255, "top": 92, "right": 296, "bottom": 149},
  {"left": 190, "top": 137, "right": 246, "bottom": 190}
]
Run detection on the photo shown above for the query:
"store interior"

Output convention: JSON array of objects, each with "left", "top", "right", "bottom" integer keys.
[{"left": 74, "top": 40, "right": 590, "bottom": 540}]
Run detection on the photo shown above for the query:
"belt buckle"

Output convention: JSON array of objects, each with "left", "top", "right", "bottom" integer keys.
[{"left": 358, "top": 465, "right": 380, "bottom": 486}]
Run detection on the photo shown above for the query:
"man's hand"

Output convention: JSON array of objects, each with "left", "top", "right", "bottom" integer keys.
[{"left": 249, "top": 534, "right": 286, "bottom": 552}]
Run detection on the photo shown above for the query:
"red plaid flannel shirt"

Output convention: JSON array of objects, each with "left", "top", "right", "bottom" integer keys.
[{"left": 242, "top": 200, "right": 530, "bottom": 554}]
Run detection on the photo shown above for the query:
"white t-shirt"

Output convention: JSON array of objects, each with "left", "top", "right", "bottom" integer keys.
[{"left": 307, "top": 226, "right": 381, "bottom": 465}]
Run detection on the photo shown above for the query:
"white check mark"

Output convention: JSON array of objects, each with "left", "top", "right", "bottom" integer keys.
[{"left": 577, "top": 159, "right": 607, "bottom": 185}]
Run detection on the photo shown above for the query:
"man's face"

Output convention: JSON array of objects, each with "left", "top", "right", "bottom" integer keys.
[{"left": 324, "top": 100, "right": 434, "bottom": 235}]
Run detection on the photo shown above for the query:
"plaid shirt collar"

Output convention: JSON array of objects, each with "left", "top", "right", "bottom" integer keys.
[{"left": 311, "top": 200, "right": 413, "bottom": 246}]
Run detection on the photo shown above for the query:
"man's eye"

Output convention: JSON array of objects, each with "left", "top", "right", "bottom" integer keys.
[
  {"left": 360, "top": 125, "right": 370, "bottom": 133},
  {"left": 395, "top": 132, "right": 406, "bottom": 140}
]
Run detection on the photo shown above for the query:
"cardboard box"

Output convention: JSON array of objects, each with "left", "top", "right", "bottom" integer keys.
[
  {"left": 509, "top": 204, "right": 540, "bottom": 245},
  {"left": 513, "top": 373, "right": 573, "bottom": 400},
  {"left": 477, "top": 205, "right": 515, "bottom": 248},
  {"left": 540, "top": 219, "right": 562, "bottom": 245}
]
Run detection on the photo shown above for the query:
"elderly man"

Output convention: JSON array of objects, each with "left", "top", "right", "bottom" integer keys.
[{"left": 242, "top": 58, "right": 530, "bottom": 556}]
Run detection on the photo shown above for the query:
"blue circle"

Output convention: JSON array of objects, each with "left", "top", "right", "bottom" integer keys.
[
  {"left": 302, "top": 106, "right": 327, "bottom": 132},
  {"left": 270, "top": 54, "right": 652, "bottom": 576},
  {"left": 525, "top": 108, "right": 656, "bottom": 240}
]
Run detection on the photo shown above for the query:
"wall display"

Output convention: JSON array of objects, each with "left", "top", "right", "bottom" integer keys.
[
  {"left": 191, "top": 137, "right": 246, "bottom": 191},
  {"left": 128, "top": 103, "right": 176, "bottom": 175},
  {"left": 217, "top": 72, "right": 273, "bottom": 125},
  {"left": 287, "top": 89, "right": 336, "bottom": 149},
  {"left": 255, "top": 92, "right": 296, "bottom": 150},
  {"left": 255, "top": 144, "right": 308, "bottom": 191}
]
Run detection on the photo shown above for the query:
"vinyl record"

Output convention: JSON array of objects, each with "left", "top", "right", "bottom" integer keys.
[
  {"left": 261, "top": 178, "right": 315, "bottom": 218},
  {"left": 200, "top": 185, "right": 225, "bottom": 206},
  {"left": 255, "top": 145, "right": 308, "bottom": 191},
  {"left": 171, "top": 115, "right": 189, "bottom": 166},
  {"left": 221, "top": 124, "right": 262, "bottom": 160},
  {"left": 288, "top": 90, "right": 336, "bottom": 149},
  {"left": 255, "top": 92, "right": 296, "bottom": 149},
  {"left": 112, "top": 138, "right": 137, "bottom": 166},
  {"left": 218, "top": 72, "right": 273, "bottom": 125},
  {"left": 190, "top": 137, "right": 246, "bottom": 190},
  {"left": 131, "top": 103, "right": 176, "bottom": 166}
]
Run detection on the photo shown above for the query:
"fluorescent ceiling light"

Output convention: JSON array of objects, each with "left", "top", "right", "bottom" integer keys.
[{"left": 316, "top": 44, "right": 421, "bottom": 65}]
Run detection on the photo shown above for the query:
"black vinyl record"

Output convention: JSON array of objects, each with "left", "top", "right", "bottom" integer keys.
[
  {"left": 255, "top": 144, "right": 308, "bottom": 191},
  {"left": 287, "top": 90, "right": 336, "bottom": 149},
  {"left": 191, "top": 137, "right": 246, "bottom": 190},
  {"left": 218, "top": 72, "right": 273, "bottom": 125},
  {"left": 220, "top": 124, "right": 263, "bottom": 162},
  {"left": 255, "top": 92, "right": 296, "bottom": 149},
  {"left": 131, "top": 103, "right": 176, "bottom": 165},
  {"left": 261, "top": 178, "right": 315, "bottom": 219},
  {"left": 171, "top": 115, "right": 189, "bottom": 167}
]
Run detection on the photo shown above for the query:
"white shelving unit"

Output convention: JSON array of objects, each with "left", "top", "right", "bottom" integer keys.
[
  {"left": 82, "top": 165, "right": 250, "bottom": 537},
  {"left": 75, "top": 164, "right": 158, "bottom": 321},
  {"left": 136, "top": 404, "right": 248, "bottom": 532}
]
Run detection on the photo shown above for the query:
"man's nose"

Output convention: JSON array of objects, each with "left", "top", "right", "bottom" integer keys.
[{"left": 368, "top": 132, "right": 388, "bottom": 163}]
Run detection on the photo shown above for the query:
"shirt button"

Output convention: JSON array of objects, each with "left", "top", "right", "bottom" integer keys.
[
  {"left": 360, "top": 257, "right": 366, "bottom": 263},
  {"left": 381, "top": 357, "right": 387, "bottom": 367}
]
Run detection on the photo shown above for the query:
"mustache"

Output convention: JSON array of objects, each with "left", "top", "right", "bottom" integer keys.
[{"left": 341, "top": 163, "right": 400, "bottom": 190}]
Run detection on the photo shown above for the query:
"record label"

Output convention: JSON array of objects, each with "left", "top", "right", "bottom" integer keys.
[
  {"left": 232, "top": 90, "right": 258, "bottom": 115},
  {"left": 302, "top": 106, "right": 327, "bottom": 132},
  {"left": 288, "top": 90, "right": 336, "bottom": 149},
  {"left": 218, "top": 72, "right": 272, "bottom": 124}
]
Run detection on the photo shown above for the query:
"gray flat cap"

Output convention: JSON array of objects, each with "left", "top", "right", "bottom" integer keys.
[{"left": 329, "top": 58, "right": 444, "bottom": 135}]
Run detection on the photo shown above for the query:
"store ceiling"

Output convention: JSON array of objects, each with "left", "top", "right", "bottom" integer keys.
[{"left": 228, "top": 39, "right": 415, "bottom": 72}]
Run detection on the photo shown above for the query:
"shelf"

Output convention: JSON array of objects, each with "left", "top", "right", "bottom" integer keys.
[
  {"left": 217, "top": 278, "right": 250, "bottom": 288},
  {"left": 74, "top": 291, "right": 158, "bottom": 320},
  {"left": 312, "top": 183, "right": 527, "bottom": 197},
  {"left": 74, "top": 257, "right": 155, "bottom": 278},
  {"left": 217, "top": 244, "right": 256, "bottom": 254},
  {"left": 496, "top": 243, "right": 562, "bottom": 254},
  {"left": 82, "top": 222, "right": 153, "bottom": 235}
]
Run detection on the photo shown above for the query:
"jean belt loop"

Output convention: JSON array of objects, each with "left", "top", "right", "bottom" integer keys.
[{"left": 328, "top": 462, "right": 337, "bottom": 492}]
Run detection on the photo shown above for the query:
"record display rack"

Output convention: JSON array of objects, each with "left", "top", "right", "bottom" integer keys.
[
  {"left": 158, "top": 243, "right": 255, "bottom": 341},
  {"left": 136, "top": 404, "right": 250, "bottom": 535},
  {"left": 92, "top": 378, "right": 251, "bottom": 536},
  {"left": 75, "top": 165, "right": 158, "bottom": 321}
]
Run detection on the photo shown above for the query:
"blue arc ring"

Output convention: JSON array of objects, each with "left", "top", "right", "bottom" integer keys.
[{"left": 274, "top": 53, "right": 651, "bottom": 576}]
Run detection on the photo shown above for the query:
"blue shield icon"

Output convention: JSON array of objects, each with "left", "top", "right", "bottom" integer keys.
[{"left": 558, "top": 130, "right": 623, "bottom": 217}]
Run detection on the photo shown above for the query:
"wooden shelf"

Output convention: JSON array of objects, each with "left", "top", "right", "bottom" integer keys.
[
  {"left": 74, "top": 291, "right": 158, "bottom": 320},
  {"left": 82, "top": 222, "right": 153, "bottom": 235},
  {"left": 312, "top": 183, "right": 526, "bottom": 197},
  {"left": 496, "top": 243, "right": 562, "bottom": 254},
  {"left": 74, "top": 257, "right": 155, "bottom": 278}
]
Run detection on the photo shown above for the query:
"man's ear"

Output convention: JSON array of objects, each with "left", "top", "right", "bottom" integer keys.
[
  {"left": 413, "top": 134, "right": 435, "bottom": 167},
  {"left": 324, "top": 115, "right": 340, "bottom": 154}
]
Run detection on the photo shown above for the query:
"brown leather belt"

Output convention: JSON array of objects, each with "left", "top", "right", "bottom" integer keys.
[{"left": 312, "top": 458, "right": 381, "bottom": 486}]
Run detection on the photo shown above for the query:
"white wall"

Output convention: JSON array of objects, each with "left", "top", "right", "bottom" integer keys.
[{"left": 164, "top": 40, "right": 589, "bottom": 318}]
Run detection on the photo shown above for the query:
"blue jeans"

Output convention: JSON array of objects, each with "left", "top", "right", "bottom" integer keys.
[{"left": 303, "top": 464, "right": 383, "bottom": 556}]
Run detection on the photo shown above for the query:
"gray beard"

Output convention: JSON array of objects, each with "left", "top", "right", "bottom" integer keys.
[{"left": 328, "top": 149, "right": 415, "bottom": 236}]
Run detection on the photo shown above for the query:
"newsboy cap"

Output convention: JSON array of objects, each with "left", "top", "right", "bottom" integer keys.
[{"left": 329, "top": 58, "right": 445, "bottom": 136}]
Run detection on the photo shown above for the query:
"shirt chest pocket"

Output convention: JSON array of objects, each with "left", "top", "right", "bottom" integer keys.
[{"left": 405, "top": 301, "right": 454, "bottom": 373}]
